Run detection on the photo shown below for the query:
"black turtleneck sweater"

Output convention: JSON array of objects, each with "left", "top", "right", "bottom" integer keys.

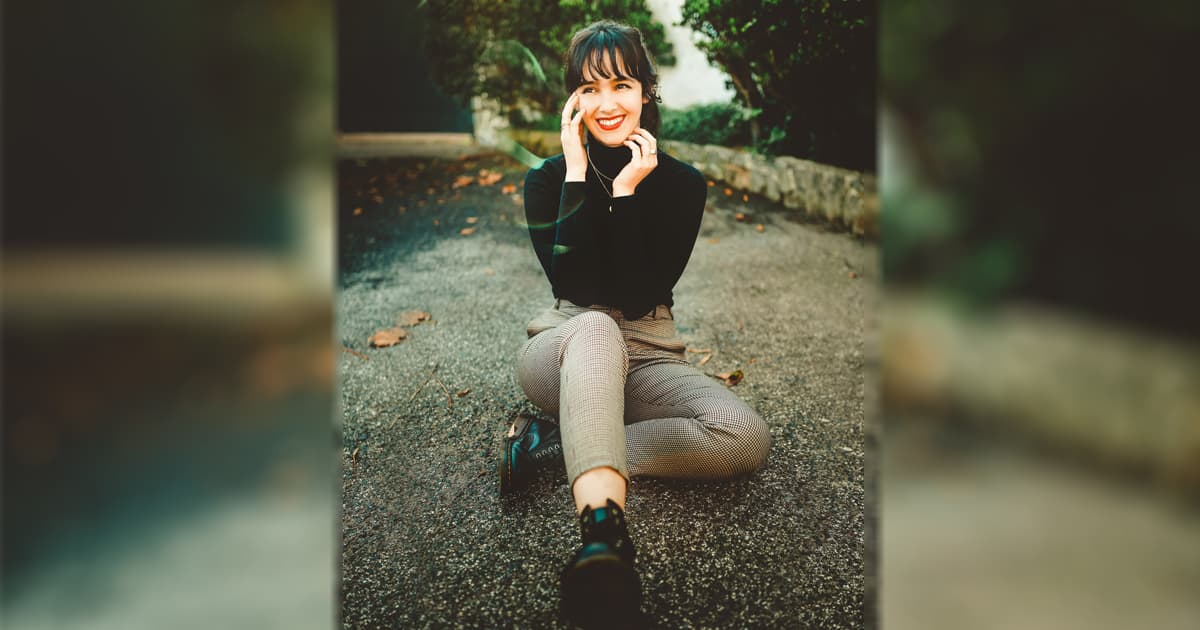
[{"left": 523, "top": 138, "right": 707, "bottom": 320}]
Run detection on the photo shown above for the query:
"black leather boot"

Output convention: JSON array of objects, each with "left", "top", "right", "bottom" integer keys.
[
  {"left": 560, "top": 499, "right": 643, "bottom": 628},
  {"left": 498, "top": 415, "right": 563, "bottom": 496}
]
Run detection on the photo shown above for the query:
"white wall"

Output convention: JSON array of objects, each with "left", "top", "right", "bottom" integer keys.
[{"left": 645, "top": 0, "right": 735, "bottom": 109}]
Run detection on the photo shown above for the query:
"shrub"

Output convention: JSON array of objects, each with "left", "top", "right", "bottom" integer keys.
[{"left": 659, "top": 103, "right": 753, "bottom": 147}]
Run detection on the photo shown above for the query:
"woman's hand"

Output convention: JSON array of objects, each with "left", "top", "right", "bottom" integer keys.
[
  {"left": 611, "top": 128, "right": 658, "bottom": 197},
  {"left": 560, "top": 92, "right": 588, "bottom": 182}
]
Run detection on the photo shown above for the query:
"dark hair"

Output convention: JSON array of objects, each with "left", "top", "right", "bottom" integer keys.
[{"left": 564, "top": 20, "right": 662, "bottom": 136}]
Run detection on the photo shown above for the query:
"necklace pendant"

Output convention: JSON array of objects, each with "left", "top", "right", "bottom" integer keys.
[{"left": 608, "top": 204, "right": 613, "bottom": 213}]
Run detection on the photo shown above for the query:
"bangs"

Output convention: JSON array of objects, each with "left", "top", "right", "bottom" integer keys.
[{"left": 567, "top": 32, "right": 642, "bottom": 88}]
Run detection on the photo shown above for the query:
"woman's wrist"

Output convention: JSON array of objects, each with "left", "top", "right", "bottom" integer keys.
[{"left": 612, "top": 183, "right": 636, "bottom": 197}]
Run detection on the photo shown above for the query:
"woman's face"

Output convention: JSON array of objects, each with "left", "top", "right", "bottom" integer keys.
[{"left": 577, "top": 51, "right": 649, "bottom": 148}]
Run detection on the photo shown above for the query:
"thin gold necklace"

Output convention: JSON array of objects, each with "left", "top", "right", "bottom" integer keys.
[{"left": 586, "top": 143, "right": 616, "bottom": 212}]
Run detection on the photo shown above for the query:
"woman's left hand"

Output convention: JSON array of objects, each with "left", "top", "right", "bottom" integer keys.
[{"left": 611, "top": 128, "right": 658, "bottom": 197}]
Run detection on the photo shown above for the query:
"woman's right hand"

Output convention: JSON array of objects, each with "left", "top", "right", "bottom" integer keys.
[{"left": 561, "top": 91, "right": 587, "bottom": 182}]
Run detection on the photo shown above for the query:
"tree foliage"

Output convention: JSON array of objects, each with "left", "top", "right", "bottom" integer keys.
[
  {"left": 679, "top": 0, "right": 875, "bottom": 170},
  {"left": 421, "top": 1, "right": 673, "bottom": 126}
]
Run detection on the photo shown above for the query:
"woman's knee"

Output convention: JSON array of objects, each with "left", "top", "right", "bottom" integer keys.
[
  {"left": 718, "top": 405, "right": 771, "bottom": 475},
  {"left": 561, "top": 311, "right": 626, "bottom": 359}
]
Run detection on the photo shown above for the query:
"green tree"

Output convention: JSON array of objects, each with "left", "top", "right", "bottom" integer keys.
[
  {"left": 421, "top": 0, "right": 674, "bottom": 125},
  {"left": 679, "top": 0, "right": 875, "bottom": 171}
]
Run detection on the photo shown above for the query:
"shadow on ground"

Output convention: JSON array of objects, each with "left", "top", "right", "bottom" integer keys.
[{"left": 338, "top": 149, "right": 874, "bottom": 628}]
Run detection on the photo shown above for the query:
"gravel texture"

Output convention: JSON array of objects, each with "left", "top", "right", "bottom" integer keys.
[{"left": 338, "top": 151, "right": 875, "bottom": 629}]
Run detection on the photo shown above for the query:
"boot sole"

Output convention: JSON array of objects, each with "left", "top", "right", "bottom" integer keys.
[{"left": 561, "top": 553, "right": 642, "bottom": 628}]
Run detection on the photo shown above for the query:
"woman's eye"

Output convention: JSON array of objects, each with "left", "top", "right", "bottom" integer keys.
[
  {"left": 581, "top": 87, "right": 596, "bottom": 94},
  {"left": 616, "top": 83, "right": 630, "bottom": 90}
]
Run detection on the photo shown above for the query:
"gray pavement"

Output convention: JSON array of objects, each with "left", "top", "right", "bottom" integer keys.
[{"left": 338, "top": 147, "right": 875, "bottom": 629}]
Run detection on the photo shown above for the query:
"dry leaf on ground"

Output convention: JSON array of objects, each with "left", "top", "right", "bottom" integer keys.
[
  {"left": 452, "top": 175, "right": 473, "bottom": 189},
  {"left": 484, "top": 268, "right": 495, "bottom": 276},
  {"left": 715, "top": 370, "right": 744, "bottom": 386},
  {"left": 368, "top": 327, "right": 407, "bottom": 348},
  {"left": 724, "top": 187, "right": 733, "bottom": 196},
  {"left": 698, "top": 353, "right": 713, "bottom": 366},
  {"left": 460, "top": 227, "right": 477, "bottom": 236},
  {"left": 478, "top": 171, "right": 503, "bottom": 186},
  {"left": 353, "top": 207, "right": 363, "bottom": 216},
  {"left": 707, "top": 238, "right": 719, "bottom": 244},
  {"left": 396, "top": 310, "right": 431, "bottom": 327},
  {"left": 756, "top": 224, "right": 765, "bottom": 232},
  {"left": 457, "top": 388, "right": 471, "bottom": 397},
  {"left": 707, "top": 180, "right": 715, "bottom": 187},
  {"left": 501, "top": 184, "right": 517, "bottom": 194},
  {"left": 735, "top": 212, "right": 747, "bottom": 222},
  {"left": 466, "top": 217, "right": 478, "bottom": 224},
  {"left": 742, "top": 193, "right": 749, "bottom": 202}
]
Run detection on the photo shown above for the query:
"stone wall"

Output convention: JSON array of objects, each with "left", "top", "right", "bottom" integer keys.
[{"left": 501, "top": 129, "right": 878, "bottom": 238}]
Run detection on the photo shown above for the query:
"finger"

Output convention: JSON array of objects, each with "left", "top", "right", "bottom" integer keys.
[
  {"left": 624, "top": 140, "right": 643, "bottom": 159},
  {"left": 635, "top": 128, "right": 658, "bottom": 155},
  {"left": 561, "top": 92, "right": 578, "bottom": 126},
  {"left": 627, "top": 134, "right": 650, "bottom": 156}
]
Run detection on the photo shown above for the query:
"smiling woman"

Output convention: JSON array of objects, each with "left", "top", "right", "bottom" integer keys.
[{"left": 500, "top": 20, "right": 770, "bottom": 629}]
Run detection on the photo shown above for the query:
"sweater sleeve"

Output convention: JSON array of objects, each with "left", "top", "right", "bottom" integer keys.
[{"left": 523, "top": 160, "right": 591, "bottom": 292}]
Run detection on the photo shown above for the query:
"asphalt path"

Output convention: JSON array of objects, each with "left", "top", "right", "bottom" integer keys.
[{"left": 338, "top": 148, "right": 874, "bottom": 629}]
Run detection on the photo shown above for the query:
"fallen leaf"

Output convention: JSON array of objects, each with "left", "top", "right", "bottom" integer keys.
[
  {"left": 511, "top": 194, "right": 523, "bottom": 205},
  {"left": 460, "top": 227, "right": 476, "bottom": 236},
  {"left": 372, "top": 195, "right": 384, "bottom": 204},
  {"left": 724, "top": 187, "right": 733, "bottom": 196},
  {"left": 501, "top": 184, "right": 517, "bottom": 194},
  {"left": 484, "top": 267, "right": 495, "bottom": 276},
  {"left": 849, "top": 271, "right": 859, "bottom": 279},
  {"left": 368, "top": 327, "right": 407, "bottom": 348},
  {"left": 396, "top": 310, "right": 431, "bottom": 327},
  {"left": 742, "top": 194, "right": 749, "bottom": 202},
  {"left": 432, "top": 218, "right": 439, "bottom": 226},
  {"left": 840, "top": 446, "right": 854, "bottom": 453},
  {"left": 725, "top": 370, "right": 744, "bottom": 386},
  {"left": 353, "top": 207, "right": 363, "bottom": 216},
  {"left": 698, "top": 353, "right": 712, "bottom": 366},
  {"left": 452, "top": 175, "right": 473, "bottom": 189},
  {"left": 478, "top": 171, "right": 503, "bottom": 186},
  {"left": 756, "top": 224, "right": 765, "bottom": 232},
  {"left": 707, "top": 180, "right": 715, "bottom": 187},
  {"left": 426, "top": 187, "right": 436, "bottom": 195},
  {"left": 748, "top": 357, "right": 757, "bottom": 365},
  {"left": 456, "top": 388, "right": 471, "bottom": 397},
  {"left": 466, "top": 216, "right": 478, "bottom": 224},
  {"left": 735, "top": 212, "right": 747, "bottom": 222}
]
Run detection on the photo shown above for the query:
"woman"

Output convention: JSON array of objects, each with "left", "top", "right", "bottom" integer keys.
[{"left": 499, "top": 20, "right": 771, "bottom": 627}]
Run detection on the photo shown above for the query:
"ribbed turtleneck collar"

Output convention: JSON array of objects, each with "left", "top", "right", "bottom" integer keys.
[{"left": 585, "top": 132, "right": 633, "bottom": 179}]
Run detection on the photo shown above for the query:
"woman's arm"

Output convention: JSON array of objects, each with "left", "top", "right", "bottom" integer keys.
[{"left": 523, "top": 160, "right": 593, "bottom": 292}]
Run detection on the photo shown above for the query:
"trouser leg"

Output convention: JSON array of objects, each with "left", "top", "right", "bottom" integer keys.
[
  {"left": 622, "top": 360, "right": 771, "bottom": 479},
  {"left": 517, "top": 311, "right": 629, "bottom": 484}
]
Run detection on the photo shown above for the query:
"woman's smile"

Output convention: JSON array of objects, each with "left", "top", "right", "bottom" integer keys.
[{"left": 595, "top": 114, "right": 626, "bottom": 131}]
